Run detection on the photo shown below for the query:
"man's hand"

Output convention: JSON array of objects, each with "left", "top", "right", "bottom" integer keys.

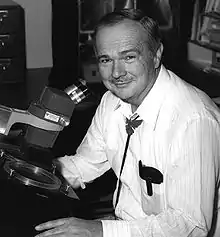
[{"left": 35, "top": 217, "right": 103, "bottom": 237}]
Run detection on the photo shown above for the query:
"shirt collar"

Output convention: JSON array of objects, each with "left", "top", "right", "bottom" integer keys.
[{"left": 114, "top": 65, "right": 171, "bottom": 128}]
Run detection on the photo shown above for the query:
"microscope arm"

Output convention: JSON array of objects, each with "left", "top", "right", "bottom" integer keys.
[{"left": 0, "top": 105, "right": 64, "bottom": 136}]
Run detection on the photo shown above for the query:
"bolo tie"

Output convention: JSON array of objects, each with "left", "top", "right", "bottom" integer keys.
[
  {"left": 114, "top": 114, "right": 163, "bottom": 210},
  {"left": 115, "top": 113, "right": 143, "bottom": 208}
]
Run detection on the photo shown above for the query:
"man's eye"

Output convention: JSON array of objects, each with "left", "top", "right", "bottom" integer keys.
[
  {"left": 124, "top": 55, "right": 136, "bottom": 62},
  {"left": 99, "top": 58, "right": 111, "bottom": 64}
]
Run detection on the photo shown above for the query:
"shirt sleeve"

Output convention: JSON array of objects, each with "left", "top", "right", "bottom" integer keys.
[
  {"left": 58, "top": 92, "right": 111, "bottom": 185},
  {"left": 101, "top": 114, "right": 220, "bottom": 237}
]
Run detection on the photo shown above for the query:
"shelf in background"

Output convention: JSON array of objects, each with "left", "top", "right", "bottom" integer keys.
[
  {"left": 190, "top": 39, "right": 220, "bottom": 52},
  {"left": 187, "top": 40, "right": 220, "bottom": 76},
  {"left": 202, "top": 11, "right": 220, "bottom": 20}
]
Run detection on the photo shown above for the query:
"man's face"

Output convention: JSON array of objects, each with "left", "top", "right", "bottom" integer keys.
[{"left": 95, "top": 20, "right": 161, "bottom": 107}]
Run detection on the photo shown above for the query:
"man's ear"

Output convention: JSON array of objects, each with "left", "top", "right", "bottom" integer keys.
[{"left": 154, "top": 43, "right": 163, "bottom": 69}]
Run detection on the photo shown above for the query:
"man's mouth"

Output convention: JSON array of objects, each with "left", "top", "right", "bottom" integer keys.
[{"left": 113, "top": 80, "right": 132, "bottom": 87}]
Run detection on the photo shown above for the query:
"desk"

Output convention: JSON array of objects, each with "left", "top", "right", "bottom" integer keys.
[
  {"left": 0, "top": 144, "right": 87, "bottom": 237},
  {"left": 0, "top": 174, "right": 77, "bottom": 236}
]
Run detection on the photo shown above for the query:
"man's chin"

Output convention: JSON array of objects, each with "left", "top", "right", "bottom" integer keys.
[{"left": 112, "top": 91, "right": 131, "bottom": 102}]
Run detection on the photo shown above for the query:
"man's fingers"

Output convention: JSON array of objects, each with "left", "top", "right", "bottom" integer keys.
[
  {"left": 35, "top": 227, "right": 65, "bottom": 237},
  {"left": 35, "top": 228, "right": 65, "bottom": 237},
  {"left": 35, "top": 218, "right": 68, "bottom": 231}
]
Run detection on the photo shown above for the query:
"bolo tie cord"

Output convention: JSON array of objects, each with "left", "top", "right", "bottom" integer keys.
[
  {"left": 114, "top": 133, "right": 131, "bottom": 208},
  {"left": 114, "top": 115, "right": 143, "bottom": 209}
]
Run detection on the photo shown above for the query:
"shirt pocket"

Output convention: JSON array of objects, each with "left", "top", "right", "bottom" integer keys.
[
  {"left": 140, "top": 178, "right": 165, "bottom": 215},
  {"left": 139, "top": 160, "right": 165, "bottom": 214}
]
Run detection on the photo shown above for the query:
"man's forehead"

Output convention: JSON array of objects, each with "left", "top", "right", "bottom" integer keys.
[
  {"left": 95, "top": 21, "right": 147, "bottom": 54},
  {"left": 96, "top": 19, "right": 146, "bottom": 40}
]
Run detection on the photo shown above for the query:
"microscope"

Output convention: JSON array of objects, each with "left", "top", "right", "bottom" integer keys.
[
  {"left": 0, "top": 80, "right": 91, "bottom": 200},
  {"left": 0, "top": 81, "right": 90, "bottom": 148}
]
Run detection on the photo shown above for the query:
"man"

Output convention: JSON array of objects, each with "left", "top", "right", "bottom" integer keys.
[{"left": 35, "top": 9, "right": 220, "bottom": 237}]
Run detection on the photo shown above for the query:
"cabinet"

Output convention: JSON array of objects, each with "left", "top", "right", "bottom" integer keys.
[{"left": 0, "top": 1, "right": 26, "bottom": 83}]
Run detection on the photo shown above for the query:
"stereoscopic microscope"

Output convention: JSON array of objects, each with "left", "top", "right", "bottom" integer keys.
[{"left": 0, "top": 81, "right": 90, "bottom": 199}]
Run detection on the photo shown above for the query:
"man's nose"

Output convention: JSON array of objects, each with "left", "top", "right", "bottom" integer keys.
[{"left": 112, "top": 60, "right": 126, "bottom": 79}]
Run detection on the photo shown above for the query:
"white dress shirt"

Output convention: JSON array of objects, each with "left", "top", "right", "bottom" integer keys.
[{"left": 59, "top": 65, "right": 220, "bottom": 237}]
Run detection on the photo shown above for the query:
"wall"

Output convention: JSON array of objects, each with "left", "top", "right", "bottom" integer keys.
[{"left": 13, "top": 0, "right": 53, "bottom": 69}]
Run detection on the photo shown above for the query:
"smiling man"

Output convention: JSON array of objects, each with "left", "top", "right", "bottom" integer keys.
[
  {"left": 95, "top": 15, "right": 162, "bottom": 113},
  {"left": 35, "top": 9, "right": 220, "bottom": 237}
]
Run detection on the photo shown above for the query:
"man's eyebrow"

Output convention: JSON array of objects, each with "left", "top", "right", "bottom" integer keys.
[
  {"left": 97, "top": 48, "right": 140, "bottom": 60},
  {"left": 97, "top": 54, "right": 109, "bottom": 60},
  {"left": 120, "top": 48, "right": 141, "bottom": 55}
]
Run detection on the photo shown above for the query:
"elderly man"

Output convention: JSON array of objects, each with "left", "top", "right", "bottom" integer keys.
[{"left": 35, "top": 9, "right": 220, "bottom": 237}]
